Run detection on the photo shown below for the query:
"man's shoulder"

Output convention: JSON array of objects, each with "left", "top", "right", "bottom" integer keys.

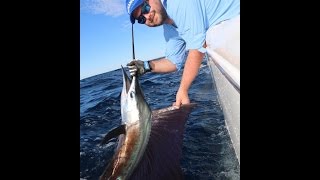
[{"left": 163, "top": 24, "right": 180, "bottom": 40}]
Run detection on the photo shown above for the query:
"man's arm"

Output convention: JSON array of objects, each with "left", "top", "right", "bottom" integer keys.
[
  {"left": 126, "top": 57, "right": 177, "bottom": 76},
  {"left": 149, "top": 57, "right": 177, "bottom": 73},
  {"left": 174, "top": 49, "right": 204, "bottom": 107}
]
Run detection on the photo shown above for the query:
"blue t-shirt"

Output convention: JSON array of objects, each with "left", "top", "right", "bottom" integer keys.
[{"left": 162, "top": 0, "right": 240, "bottom": 70}]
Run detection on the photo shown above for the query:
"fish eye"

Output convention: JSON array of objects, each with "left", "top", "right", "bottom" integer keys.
[{"left": 130, "top": 91, "right": 135, "bottom": 98}]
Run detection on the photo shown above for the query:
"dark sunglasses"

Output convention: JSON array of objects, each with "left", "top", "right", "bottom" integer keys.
[{"left": 136, "top": 2, "right": 151, "bottom": 24}]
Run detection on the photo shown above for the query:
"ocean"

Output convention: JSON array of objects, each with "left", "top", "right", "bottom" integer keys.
[{"left": 80, "top": 59, "right": 240, "bottom": 180}]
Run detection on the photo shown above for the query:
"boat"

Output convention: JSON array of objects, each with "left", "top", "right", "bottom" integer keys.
[{"left": 206, "top": 15, "right": 240, "bottom": 164}]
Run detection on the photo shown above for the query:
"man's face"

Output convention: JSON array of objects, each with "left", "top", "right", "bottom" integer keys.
[{"left": 132, "top": 0, "right": 168, "bottom": 27}]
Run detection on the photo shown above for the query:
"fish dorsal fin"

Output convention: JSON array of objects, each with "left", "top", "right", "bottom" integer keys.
[
  {"left": 129, "top": 103, "right": 196, "bottom": 180},
  {"left": 100, "top": 124, "right": 126, "bottom": 145}
]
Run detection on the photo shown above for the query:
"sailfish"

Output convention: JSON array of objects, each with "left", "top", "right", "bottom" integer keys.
[{"left": 99, "top": 66, "right": 196, "bottom": 180}]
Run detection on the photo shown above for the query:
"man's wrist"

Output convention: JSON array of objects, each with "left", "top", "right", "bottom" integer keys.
[{"left": 144, "top": 61, "right": 152, "bottom": 72}]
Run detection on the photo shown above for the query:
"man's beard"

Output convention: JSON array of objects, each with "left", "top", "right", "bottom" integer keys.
[
  {"left": 158, "top": 8, "right": 168, "bottom": 24},
  {"left": 148, "top": 8, "right": 168, "bottom": 27}
]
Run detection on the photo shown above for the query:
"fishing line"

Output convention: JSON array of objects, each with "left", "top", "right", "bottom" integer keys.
[{"left": 131, "top": 24, "right": 135, "bottom": 60}]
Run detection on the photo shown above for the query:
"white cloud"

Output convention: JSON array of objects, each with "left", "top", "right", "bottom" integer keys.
[
  {"left": 80, "top": 0, "right": 126, "bottom": 17},
  {"left": 121, "top": 20, "right": 132, "bottom": 31}
]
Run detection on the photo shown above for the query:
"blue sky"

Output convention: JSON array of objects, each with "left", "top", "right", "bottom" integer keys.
[{"left": 80, "top": 0, "right": 166, "bottom": 80}]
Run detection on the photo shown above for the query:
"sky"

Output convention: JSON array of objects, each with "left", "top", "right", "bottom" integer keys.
[{"left": 80, "top": 0, "right": 166, "bottom": 80}]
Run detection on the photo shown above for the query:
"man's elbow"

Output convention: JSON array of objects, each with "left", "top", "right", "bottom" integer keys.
[{"left": 169, "top": 61, "right": 179, "bottom": 73}]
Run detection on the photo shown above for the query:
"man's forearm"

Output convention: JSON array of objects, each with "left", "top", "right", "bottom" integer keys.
[
  {"left": 179, "top": 50, "right": 204, "bottom": 92},
  {"left": 148, "top": 57, "right": 177, "bottom": 73}
]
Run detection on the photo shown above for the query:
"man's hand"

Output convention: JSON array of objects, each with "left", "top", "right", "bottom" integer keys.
[
  {"left": 172, "top": 88, "right": 190, "bottom": 108},
  {"left": 127, "top": 60, "right": 151, "bottom": 77}
]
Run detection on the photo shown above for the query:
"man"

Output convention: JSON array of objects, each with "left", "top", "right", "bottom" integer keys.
[{"left": 126, "top": 0, "right": 240, "bottom": 108}]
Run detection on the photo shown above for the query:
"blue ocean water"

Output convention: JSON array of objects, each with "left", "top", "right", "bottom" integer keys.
[{"left": 80, "top": 60, "right": 240, "bottom": 180}]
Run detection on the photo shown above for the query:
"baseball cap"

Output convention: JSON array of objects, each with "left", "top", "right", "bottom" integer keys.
[{"left": 126, "top": 0, "right": 144, "bottom": 24}]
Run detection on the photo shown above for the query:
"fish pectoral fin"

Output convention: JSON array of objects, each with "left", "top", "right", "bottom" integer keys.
[{"left": 100, "top": 124, "right": 126, "bottom": 146}]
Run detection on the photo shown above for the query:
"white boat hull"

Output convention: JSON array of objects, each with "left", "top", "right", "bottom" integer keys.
[
  {"left": 206, "top": 15, "right": 240, "bottom": 164},
  {"left": 207, "top": 50, "right": 240, "bottom": 163}
]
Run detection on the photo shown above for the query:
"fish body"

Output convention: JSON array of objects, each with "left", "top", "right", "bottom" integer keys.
[
  {"left": 100, "top": 67, "right": 151, "bottom": 180},
  {"left": 99, "top": 67, "right": 196, "bottom": 180}
]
